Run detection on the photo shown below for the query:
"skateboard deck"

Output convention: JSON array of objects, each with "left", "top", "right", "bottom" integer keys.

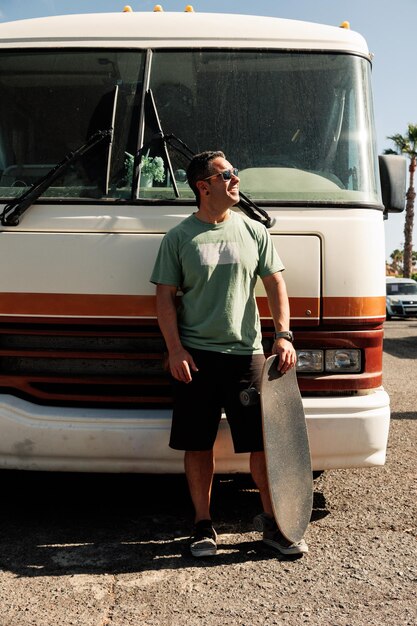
[{"left": 260, "top": 355, "right": 313, "bottom": 544}]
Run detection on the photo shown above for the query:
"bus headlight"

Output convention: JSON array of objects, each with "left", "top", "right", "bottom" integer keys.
[
  {"left": 325, "top": 349, "right": 361, "bottom": 372},
  {"left": 295, "top": 349, "right": 361, "bottom": 373},
  {"left": 296, "top": 350, "right": 323, "bottom": 372}
]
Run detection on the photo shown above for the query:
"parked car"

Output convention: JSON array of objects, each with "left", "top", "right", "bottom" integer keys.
[{"left": 386, "top": 277, "right": 417, "bottom": 319}]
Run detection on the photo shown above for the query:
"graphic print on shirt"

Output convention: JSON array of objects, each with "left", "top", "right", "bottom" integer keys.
[{"left": 197, "top": 242, "right": 240, "bottom": 266}]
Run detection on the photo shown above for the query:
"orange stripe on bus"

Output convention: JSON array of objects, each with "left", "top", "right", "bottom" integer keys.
[
  {"left": 0, "top": 293, "right": 156, "bottom": 317},
  {"left": 257, "top": 296, "right": 320, "bottom": 319},
  {"left": 0, "top": 293, "right": 385, "bottom": 321},
  {"left": 322, "top": 296, "right": 386, "bottom": 318}
]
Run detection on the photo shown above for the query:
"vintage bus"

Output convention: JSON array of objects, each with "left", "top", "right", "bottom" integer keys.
[{"left": 0, "top": 8, "right": 405, "bottom": 472}]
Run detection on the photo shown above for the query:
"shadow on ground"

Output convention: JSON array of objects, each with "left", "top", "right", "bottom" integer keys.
[
  {"left": 383, "top": 335, "right": 417, "bottom": 359},
  {"left": 0, "top": 471, "right": 328, "bottom": 576},
  {"left": 390, "top": 411, "right": 417, "bottom": 420}
]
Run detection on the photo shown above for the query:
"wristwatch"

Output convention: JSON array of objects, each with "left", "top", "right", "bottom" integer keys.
[{"left": 274, "top": 330, "right": 294, "bottom": 343}]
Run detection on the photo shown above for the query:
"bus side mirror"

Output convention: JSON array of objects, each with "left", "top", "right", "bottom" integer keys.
[{"left": 379, "top": 154, "right": 407, "bottom": 214}]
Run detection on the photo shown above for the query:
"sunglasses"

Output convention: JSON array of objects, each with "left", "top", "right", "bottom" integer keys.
[{"left": 202, "top": 168, "right": 239, "bottom": 182}]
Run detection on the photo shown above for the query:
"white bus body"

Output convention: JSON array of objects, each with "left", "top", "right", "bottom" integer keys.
[{"left": 0, "top": 11, "right": 404, "bottom": 472}]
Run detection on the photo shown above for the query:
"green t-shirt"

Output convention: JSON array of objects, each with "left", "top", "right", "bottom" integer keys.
[{"left": 150, "top": 211, "right": 284, "bottom": 354}]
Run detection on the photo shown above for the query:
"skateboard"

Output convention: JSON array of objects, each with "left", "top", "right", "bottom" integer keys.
[{"left": 241, "top": 355, "right": 313, "bottom": 544}]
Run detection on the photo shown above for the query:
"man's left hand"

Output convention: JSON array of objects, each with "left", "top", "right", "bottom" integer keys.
[{"left": 272, "top": 338, "right": 297, "bottom": 373}]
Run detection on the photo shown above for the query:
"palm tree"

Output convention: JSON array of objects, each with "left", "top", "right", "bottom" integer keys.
[
  {"left": 385, "top": 124, "right": 417, "bottom": 278},
  {"left": 389, "top": 248, "right": 403, "bottom": 275},
  {"left": 387, "top": 248, "right": 417, "bottom": 276}
]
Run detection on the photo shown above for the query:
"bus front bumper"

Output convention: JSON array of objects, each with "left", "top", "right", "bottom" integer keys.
[{"left": 0, "top": 388, "right": 390, "bottom": 473}]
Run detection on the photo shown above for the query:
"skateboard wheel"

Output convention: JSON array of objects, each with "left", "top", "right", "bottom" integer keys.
[{"left": 239, "top": 387, "right": 259, "bottom": 406}]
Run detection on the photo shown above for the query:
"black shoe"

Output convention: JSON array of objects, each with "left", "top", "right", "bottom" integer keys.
[
  {"left": 253, "top": 513, "right": 308, "bottom": 556},
  {"left": 189, "top": 520, "right": 217, "bottom": 557}
]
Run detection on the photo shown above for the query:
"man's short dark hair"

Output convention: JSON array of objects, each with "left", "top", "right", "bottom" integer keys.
[{"left": 186, "top": 150, "right": 225, "bottom": 206}]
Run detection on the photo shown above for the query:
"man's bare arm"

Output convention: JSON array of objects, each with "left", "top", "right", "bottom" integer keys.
[
  {"left": 261, "top": 272, "right": 297, "bottom": 373},
  {"left": 156, "top": 284, "right": 198, "bottom": 383}
]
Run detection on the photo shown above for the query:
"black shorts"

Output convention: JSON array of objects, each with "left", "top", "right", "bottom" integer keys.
[{"left": 169, "top": 348, "right": 265, "bottom": 453}]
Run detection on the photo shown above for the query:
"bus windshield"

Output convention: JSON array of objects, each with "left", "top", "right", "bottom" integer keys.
[{"left": 0, "top": 49, "right": 380, "bottom": 206}]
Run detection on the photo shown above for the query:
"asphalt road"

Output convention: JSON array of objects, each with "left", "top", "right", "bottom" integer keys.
[
  {"left": 0, "top": 319, "right": 416, "bottom": 626},
  {"left": 382, "top": 318, "right": 417, "bottom": 419}
]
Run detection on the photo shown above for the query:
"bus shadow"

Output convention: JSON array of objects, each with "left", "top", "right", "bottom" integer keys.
[
  {"left": 383, "top": 335, "right": 417, "bottom": 359},
  {"left": 391, "top": 411, "right": 417, "bottom": 420},
  {"left": 0, "top": 472, "right": 328, "bottom": 576}
]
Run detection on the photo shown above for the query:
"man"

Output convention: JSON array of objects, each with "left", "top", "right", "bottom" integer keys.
[{"left": 150, "top": 150, "right": 308, "bottom": 557}]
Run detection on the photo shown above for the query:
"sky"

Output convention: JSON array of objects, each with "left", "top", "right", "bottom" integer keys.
[{"left": 0, "top": 0, "right": 415, "bottom": 261}]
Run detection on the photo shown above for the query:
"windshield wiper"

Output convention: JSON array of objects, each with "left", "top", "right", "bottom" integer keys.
[
  {"left": 1, "top": 129, "right": 112, "bottom": 227},
  {"left": 137, "top": 89, "right": 275, "bottom": 228},
  {"left": 135, "top": 89, "right": 180, "bottom": 198}
]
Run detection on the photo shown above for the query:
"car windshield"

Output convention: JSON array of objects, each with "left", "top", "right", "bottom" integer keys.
[
  {"left": 387, "top": 282, "right": 417, "bottom": 296},
  {"left": 0, "top": 49, "right": 380, "bottom": 206}
]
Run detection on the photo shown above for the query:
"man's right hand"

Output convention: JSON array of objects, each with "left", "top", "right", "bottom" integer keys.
[{"left": 168, "top": 347, "right": 199, "bottom": 383}]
